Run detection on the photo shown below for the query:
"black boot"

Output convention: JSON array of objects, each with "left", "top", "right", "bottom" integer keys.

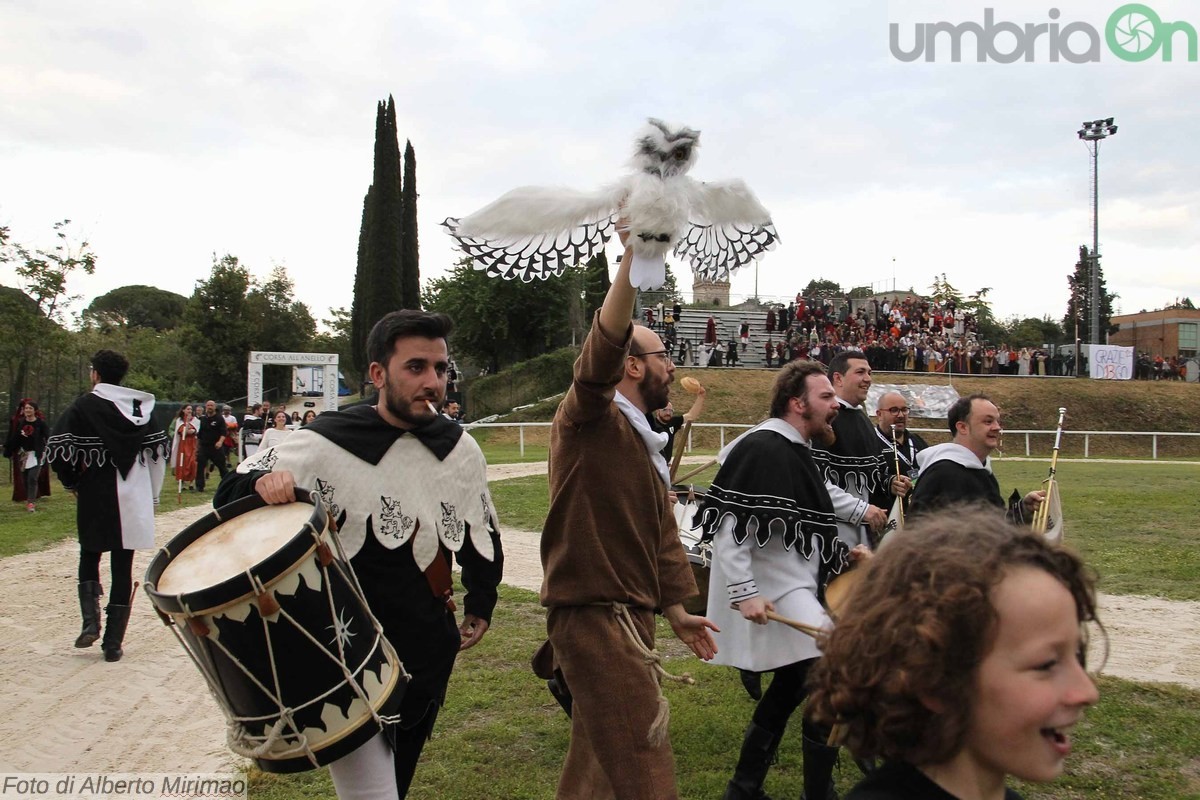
[
  {"left": 739, "top": 669, "right": 764, "bottom": 701},
  {"left": 800, "top": 734, "right": 840, "bottom": 800},
  {"left": 547, "top": 669, "right": 573, "bottom": 717},
  {"left": 74, "top": 581, "right": 103, "bottom": 648},
  {"left": 723, "top": 722, "right": 778, "bottom": 800},
  {"left": 102, "top": 604, "right": 132, "bottom": 662}
]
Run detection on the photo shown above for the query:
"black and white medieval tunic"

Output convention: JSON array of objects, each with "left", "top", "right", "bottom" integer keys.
[
  {"left": 697, "top": 419, "right": 849, "bottom": 672},
  {"left": 811, "top": 399, "right": 887, "bottom": 548},
  {"left": 46, "top": 384, "right": 169, "bottom": 551},
  {"left": 215, "top": 405, "right": 504, "bottom": 729}
]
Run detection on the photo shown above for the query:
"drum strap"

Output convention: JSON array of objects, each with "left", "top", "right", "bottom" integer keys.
[{"left": 421, "top": 525, "right": 457, "bottom": 612}]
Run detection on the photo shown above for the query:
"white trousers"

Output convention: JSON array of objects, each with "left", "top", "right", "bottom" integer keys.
[{"left": 328, "top": 732, "right": 399, "bottom": 800}]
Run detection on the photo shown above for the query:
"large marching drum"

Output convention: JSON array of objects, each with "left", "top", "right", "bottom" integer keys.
[
  {"left": 673, "top": 486, "right": 712, "bottom": 615},
  {"left": 145, "top": 491, "right": 406, "bottom": 773}
]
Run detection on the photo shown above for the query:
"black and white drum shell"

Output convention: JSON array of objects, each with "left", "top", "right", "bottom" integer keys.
[
  {"left": 145, "top": 491, "right": 405, "bottom": 773},
  {"left": 673, "top": 487, "right": 712, "bottom": 616}
]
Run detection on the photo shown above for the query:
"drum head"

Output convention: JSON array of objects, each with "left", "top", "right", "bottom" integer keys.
[
  {"left": 157, "top": 504, "right": 314, "bottom": 596},
  {"left": 824, "top": 567, "right": 863, "bottom": 620},
  {"left": 146, "top": 492, "right": 326, "bottom": 616}
]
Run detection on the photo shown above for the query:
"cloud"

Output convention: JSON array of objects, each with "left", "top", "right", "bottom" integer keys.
[{"left": 1, "top": 0, "right": 1197, "bottom": 330}]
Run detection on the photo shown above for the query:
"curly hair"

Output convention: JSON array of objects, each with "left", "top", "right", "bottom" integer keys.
[{"left": 808, "top": 506, "right": 1102, "bottom": 766}]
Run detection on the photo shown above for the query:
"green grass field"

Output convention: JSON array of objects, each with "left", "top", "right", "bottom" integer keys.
[
  {"left": 5, "top": 451, "right": 1198, "bottom": 799},
  {"left": 246, "top": 584, "right": 1200, "bottom": 800},
  {"left": 490, "top": 459, "right": 1200, "bottom": 603}
]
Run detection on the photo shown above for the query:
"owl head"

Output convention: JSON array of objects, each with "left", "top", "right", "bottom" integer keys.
[{"left": 631, "top": 118, "right": 700, "bottom": 178}]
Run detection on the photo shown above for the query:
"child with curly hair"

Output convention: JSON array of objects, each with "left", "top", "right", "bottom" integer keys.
[{"left": 809, "top": 507, "right": 1102, "bottom": 800}]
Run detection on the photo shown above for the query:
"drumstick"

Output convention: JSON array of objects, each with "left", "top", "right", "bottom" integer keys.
[
  {"left": 729, "top": 603, "right": 826, "bottom": 639},
  {"left": 669, "top": 420, "right": 692, "bottom": 483}
]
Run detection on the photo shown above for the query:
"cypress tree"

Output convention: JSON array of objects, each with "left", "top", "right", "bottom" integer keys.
[
  {"left": 350, "top": 96, "right": 404, "bottom": 380},
  {"left": 400, "top": 139, "right": 420, "bottom": 309}
]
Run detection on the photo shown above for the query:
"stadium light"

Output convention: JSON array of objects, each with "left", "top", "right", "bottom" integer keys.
[{"left": 1076, "top": 117, "right": 1117, "bottom": 346}]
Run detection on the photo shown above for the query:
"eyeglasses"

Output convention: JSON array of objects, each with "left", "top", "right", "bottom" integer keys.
[
  {"left": 882, "top": 406, "right": 910, "bottom": 415},
  {"left": 632, "top": 349, "right": 672, "bottom": 362}
]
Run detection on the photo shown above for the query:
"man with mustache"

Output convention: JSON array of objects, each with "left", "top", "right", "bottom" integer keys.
[
  {"left": 538, "top": 229, "right": 718, "bottom": 799},
  {"left": 216, "top": 310, "right": 504, "bottom": 799},
  {"left": 871, "top": 390, "right": 926, "bottom": 516},
  {"left": 697, "top": 360, "right": 856, "bottom": 800}
]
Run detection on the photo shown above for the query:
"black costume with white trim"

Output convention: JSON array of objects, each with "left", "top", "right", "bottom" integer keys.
[
  {"left": 215, "top": 404, "right": 503, "bottom": 792},
  {"left": 47, "top": 385, "right": 169, "bottom": 551}
]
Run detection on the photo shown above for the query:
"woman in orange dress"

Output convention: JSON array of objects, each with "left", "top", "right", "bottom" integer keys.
[{"left": 171, "top": 405, "right": 199, "bottom": 489}]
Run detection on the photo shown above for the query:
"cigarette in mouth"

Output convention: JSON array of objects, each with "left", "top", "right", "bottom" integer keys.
[{"left": 426, "top": 401, "right": 437, "bottom": 415}]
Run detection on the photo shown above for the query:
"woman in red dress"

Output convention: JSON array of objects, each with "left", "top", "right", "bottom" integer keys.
[{"left": 171, "top": 405, "right": 199, "bottom": 490}]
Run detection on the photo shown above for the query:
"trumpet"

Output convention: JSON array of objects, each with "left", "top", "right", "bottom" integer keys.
[{"left": 1032, "top": 407, "right": 1066, "bottom": 539}]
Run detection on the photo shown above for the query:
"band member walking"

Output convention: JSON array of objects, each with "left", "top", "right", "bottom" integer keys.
[
  {"left": 539, "top": 228, "right": 717, "bottom": 799},
  {"left": 698, "top": 360, "right": 855, "bottom": 800},
  {"left": 870, "top": 390, "right": 927, "bottom": 515},
  {"left": 216, "top": 310, "right": 503, "bottom": 799},
  {"left": 47, "top": 350, "right": 168, "bottom": 661},
  {"left": 810, "top": 352, "right": 889, "bottom": 548},
  {"left": 909, "top": 394, "right": 1043, "bottom": 523}
]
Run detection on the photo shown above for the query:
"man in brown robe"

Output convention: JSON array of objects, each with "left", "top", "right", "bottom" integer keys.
[{"left": 540, "top": 230, "right": 718, "bottom": 800}]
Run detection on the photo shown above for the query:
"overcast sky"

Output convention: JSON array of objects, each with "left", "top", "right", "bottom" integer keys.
[{"left": 2, "top": 0, "right": 1197, "bottom": 331}]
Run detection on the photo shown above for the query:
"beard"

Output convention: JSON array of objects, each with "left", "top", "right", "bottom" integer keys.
[
  {"left": 804, "top": 407, "right": 838, "bottom": 447},
  {"left": 383, "top": 392, "right": 440, "bottom": 428},
  {"left": 638, "top": 373, "right": 671, "bottom": 412}
]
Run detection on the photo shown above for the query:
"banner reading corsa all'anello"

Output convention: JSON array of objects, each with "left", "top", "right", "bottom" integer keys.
[{"left": 1088, "top": 345, "right": 1135, "bottom": 380}]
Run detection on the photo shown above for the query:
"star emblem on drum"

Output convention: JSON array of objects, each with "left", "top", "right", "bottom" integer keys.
[
  {"left": 328, "top": 606, "right": 356, "bottom": 650},
  {"left": 379, "top": 496, "right": 415, "bottom": 541},
  {"left": 439, "top": 501, "right": 463, "bottom": 544},
  {"left": 316, "top": 478, "right": 341, "bottom": 521}
]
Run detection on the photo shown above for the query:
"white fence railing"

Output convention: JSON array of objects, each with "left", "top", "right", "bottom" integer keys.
[{"left": 467, "top": 422, "right": 1200, "bottom": 461}]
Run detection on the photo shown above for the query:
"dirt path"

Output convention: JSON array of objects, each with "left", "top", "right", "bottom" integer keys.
[{"left": 2, "top": 465, "right": 1197, "bottom": 775}]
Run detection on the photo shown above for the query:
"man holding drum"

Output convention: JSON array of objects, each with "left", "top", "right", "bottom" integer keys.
[
  {"left": 697, "top": 360, "right": 855, "bottom": 800},
  {"left": 215, "top": 310, "right": 503, "bottom": 800}
]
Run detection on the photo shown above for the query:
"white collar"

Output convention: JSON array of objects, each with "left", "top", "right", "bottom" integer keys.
[
  {"left": 717, "top": 417, "right": 807, "bottom": 464},
  {"left": 613, "top": 390, "right": 670, "bottom": 487}
]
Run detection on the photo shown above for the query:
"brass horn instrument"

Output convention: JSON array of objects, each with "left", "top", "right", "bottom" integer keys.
[{"left": 1032, "top": 407, "right": 1066, "bottom": 540}]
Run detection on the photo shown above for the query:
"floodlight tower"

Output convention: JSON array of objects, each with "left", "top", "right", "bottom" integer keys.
[{"left": 1077, "top": 117, "right": 1117, "bottom": 344}]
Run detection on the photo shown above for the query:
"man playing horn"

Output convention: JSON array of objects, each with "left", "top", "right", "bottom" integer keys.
[
  {"left": 871, "top": 390, "right": 927, "bottom": 515},
  {"left": 909, "top": 394, "right": 1043, "bottom": 522}
]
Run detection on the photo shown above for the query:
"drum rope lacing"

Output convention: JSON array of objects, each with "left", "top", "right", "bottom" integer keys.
[
  {"left": 157, "top": 521, "right": 408, "bottom": 766},
  {"left": 607, "top": 602, "right": 695, "bottom": 749},
  {"left": 326, "top": 514, "right": 409, "bottom": 727}
]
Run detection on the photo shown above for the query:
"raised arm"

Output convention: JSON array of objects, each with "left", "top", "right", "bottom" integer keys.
[{"left": 597, "top": 226, "right": 636, "bottom": 343}]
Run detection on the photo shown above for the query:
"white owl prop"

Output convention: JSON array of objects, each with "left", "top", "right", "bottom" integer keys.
[{"left": 442, "top": 119, "right": 778, "bottom": 290}]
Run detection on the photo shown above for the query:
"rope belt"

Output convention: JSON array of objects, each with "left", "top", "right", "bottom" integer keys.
[{"left": 607, "top": 602, "right": 695, "bottom": 747}]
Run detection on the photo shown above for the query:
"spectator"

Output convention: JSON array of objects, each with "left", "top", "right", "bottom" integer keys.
[{"left": 194, "top": 400, "right": 230, "bottom": 493}]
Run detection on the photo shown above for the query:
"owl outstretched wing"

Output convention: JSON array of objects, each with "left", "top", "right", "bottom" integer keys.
[
  {"left": 674, "top": 221, "right": 779, "bottom": 283},
  {"left": 442, "top": 215, "right": 617, "bottom": 282},
  {"left": 675, "top": 178, "right": 778, "bottom": 282},
  {"left": 443, "top": 184, "right": 626, "bottom": 281}
]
